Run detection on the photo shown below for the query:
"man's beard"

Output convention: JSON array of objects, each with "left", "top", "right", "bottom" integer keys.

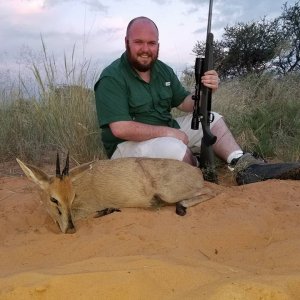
[{"left": 126, "top": 41, "right": 159, "bottom": 72}]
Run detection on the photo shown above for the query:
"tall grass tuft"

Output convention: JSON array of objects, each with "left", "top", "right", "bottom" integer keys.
[
  {"left": 214, "top": 73, "right": 300, "bottom": 161},
  {"left": 0, "top": 41, "right": 105, "bottom": 165},
  {"left": 0, "top": 92, "right": 46, "bottom": 162}
]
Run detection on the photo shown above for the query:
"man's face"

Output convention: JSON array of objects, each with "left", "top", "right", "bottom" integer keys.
[{"left": 125, "top": 20, "right": 159, "bottom": 72}]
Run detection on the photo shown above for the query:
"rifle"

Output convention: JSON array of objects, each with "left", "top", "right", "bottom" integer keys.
[{"left": 191, "top": 0, "right": 218, "bottom": 183}]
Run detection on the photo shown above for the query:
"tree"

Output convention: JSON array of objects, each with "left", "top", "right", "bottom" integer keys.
[
  {"left": 192, "top": 1, "right": 300, "bottom": 78},
  {"left": 192, "top": 39, "right": 226, "bottom": 74},
  {"left": 192, "top": 19, "right": 281, "bottom": 78},
  {"left": 272, "top": 1, "right": 300, "bottom": 75},
  {"left": 219, "top": 19, "right": 281, "bottom": 78}
]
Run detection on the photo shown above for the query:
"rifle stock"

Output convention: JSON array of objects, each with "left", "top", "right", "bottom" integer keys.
[{"left": 191, "top": 0, "right": 218, "bottom": 183}]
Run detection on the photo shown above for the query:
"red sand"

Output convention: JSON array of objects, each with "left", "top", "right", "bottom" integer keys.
[{"left": 1, "top": 175, "right": 300, "bottom": 299}]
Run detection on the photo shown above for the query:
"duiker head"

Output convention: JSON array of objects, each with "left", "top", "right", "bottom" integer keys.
[{"left": 17, "top": 153, "right": 91, "bottom": 234}]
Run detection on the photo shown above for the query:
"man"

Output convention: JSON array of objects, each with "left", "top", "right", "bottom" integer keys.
[{"left": 94, "top": 16, "right": 300, "bottom": 185}]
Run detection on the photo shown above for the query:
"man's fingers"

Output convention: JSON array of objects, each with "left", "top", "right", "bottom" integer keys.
[{"left": 202, "top": 77, "right": 219, "bottom": 90}]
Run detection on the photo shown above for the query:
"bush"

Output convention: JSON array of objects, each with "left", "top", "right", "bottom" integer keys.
[{"left": 213, "top": 73, "right": 300, "bottom": 161}]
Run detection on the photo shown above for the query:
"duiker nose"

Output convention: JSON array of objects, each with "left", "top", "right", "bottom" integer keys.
[{"left": 66, "top": 219, "right": 76, "bottom": 234}]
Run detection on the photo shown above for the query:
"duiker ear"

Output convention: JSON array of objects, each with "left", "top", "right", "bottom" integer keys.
[
  {"left": 16, "top": 158, "right": 50, "bottom": 189},
  {"left": 69, "top": 162, "right": 93, "bottom": 182}
]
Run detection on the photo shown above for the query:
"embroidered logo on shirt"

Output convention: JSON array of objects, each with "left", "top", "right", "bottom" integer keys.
[{"left": 165, "top": 82, "right": 171, "bottom": 86}]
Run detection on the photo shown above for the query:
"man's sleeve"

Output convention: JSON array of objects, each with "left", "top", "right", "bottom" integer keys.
[
  {"left": 95, "top": 76, "right": 132, "bottom": 127},
  {"left": 170, "top": 70, "right": 190, "bottom": 108}
]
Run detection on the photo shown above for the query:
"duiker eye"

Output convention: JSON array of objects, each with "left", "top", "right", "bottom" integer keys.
[{"left": 50, "top": 197, "right": 59, "bottom": 205}]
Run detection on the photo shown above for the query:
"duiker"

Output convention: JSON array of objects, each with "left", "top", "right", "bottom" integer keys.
[{"left": 17, "top": 154, "right": 216, "bottom": 234}]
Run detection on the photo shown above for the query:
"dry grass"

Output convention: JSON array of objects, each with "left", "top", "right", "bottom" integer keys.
[
  {"left": 0, "top": 42, "right": 106, "bottom": 165},
  {"left": 213, "top": 73, "right": 300, "bottom": 161},
  {"left": 1, "top": 44, "right": 299, "bottom": 165}
]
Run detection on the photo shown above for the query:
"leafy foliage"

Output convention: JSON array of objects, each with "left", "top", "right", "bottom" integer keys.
[
  {"left": 272, "top": 1, "right": 300, "bottom": 74},
  {"left": 192, "top": 1, "right": 300, "bottom": 78}
]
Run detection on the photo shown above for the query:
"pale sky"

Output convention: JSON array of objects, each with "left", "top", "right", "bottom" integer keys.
[{"left": 0, "top": 0, "right": 295, "bottom": 88}]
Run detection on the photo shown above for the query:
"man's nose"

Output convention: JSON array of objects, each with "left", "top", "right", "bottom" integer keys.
[{"left": 140, "top": 42, "right": 150, "bottom": 52}]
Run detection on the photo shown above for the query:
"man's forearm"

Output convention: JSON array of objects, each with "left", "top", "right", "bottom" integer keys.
[
  {"left": 109, "top": 121, "right": 188, "bottom": 144},
  {"left": 177, "top": 94, "right": 194, "bottom": 112}
]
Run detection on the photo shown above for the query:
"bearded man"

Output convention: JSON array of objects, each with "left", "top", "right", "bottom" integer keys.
[{"left": 94, "top": 16, "right": 300, "bottom": 185}]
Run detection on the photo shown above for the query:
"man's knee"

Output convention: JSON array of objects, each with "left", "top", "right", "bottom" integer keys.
[
  {"left": 145, "top": 137, "right": 187, "bottom": 160},
  {"left": 210, "top": 112, "right": 223, "bottom": 128},
  {"left": 111, "top": 137, "right": 187, "bottom": 161}
]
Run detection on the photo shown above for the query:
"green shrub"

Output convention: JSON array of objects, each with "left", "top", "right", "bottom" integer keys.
[{"left": 214, "top": 73, "right": 300, "bottom": 161}]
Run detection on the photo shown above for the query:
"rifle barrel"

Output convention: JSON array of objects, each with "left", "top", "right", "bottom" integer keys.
[{"left": 207, "top": 0, "right": 213, "bottom": 35}]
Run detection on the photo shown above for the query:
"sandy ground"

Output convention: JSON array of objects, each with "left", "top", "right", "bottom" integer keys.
[{"left": 1, "top": 166, "right": 300, "bottom": 299}]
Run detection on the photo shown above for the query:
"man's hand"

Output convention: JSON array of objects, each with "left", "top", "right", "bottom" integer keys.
[
  {"left": 167, "top": 128, "right": 189, "bottom": 145},
  {"left": 201, "top": 70, "right": 219, "bottom": 91},
  {"left": 177, "top": 69, "right": 220, "bottom": 113}
]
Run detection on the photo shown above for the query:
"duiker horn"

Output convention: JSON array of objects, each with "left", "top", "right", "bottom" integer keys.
[
  {"left": 62, "top": 152, "right": 69, "bottom": 176},
  {"left": 56, "top": 152, "right": 61, "bottom": 177}
]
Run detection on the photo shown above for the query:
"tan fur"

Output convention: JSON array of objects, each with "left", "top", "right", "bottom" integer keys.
[{"left": 17, "top": 157, "right": 217, "bottom": 234}]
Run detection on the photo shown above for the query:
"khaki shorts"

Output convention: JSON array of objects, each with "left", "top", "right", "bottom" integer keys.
[{"left": 111, "top": 112, "right": 222, "bottom": 160}]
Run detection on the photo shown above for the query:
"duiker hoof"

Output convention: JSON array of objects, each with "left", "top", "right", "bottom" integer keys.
[
  {"left": 94, "top": 208, "right": 121, "bottom": 218},
  {"left": 176, "top": 203, "right": 186, "bottom": 216}
]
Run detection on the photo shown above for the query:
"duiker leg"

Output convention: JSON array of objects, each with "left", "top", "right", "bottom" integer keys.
[
  {"left": 94, "top": 208, "right": 121, "bottom": 218},
  {"left": 176, "top": 187, "right": 216, "bottom": 216}
]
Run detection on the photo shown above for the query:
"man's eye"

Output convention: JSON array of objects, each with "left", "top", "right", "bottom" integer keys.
[{"left": 50, "top": 197, "right": 59, "bottom": 205}]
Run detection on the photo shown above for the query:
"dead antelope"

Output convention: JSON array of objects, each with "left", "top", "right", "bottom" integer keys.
[{"left": 16, "top": 154, "right": 216, "bottom": 234}]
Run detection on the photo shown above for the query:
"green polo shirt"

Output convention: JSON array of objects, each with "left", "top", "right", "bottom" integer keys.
[{"left": 94, "top": 52, "right": 190, "bottom": 158}]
